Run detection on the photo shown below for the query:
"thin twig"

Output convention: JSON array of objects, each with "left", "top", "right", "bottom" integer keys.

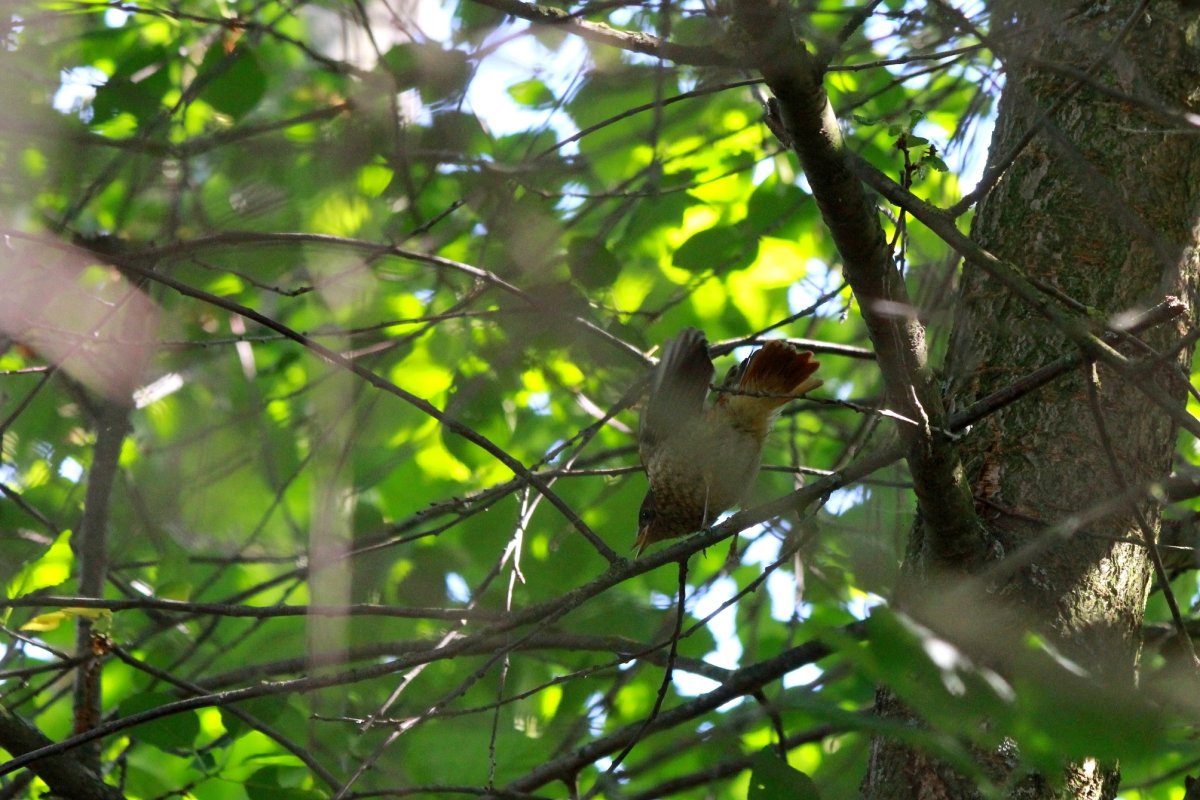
[
  {"left": 0, "top": 596, "right": 503, "bottom": 621},
  {"left": 606, "top": 557, "right": 688, "bottom": 773}
]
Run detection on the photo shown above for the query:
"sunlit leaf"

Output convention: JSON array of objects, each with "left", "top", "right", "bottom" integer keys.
[
  {"left": 8, "top": 531, "right": 73, "bottom": 598},
  {"left": 20, "top": 611, "right": 67, "bottom": 631},
  {"left": 508, "top": 78, "right": 555, "bottom": 108}
]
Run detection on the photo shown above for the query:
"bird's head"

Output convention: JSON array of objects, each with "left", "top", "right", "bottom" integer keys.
[{"left": 635, "top": 489, "right": 697, "bottom": 555}]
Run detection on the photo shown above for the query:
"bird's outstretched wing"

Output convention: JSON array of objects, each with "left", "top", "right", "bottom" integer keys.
[{"left": 638, "top": 328, "right": 714, "bottom": 455}]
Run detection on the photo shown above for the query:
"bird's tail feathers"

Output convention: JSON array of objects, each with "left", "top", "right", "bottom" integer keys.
[
  {"left": 718, "top": 341, "right": 821, "bottom": 431},
  {"left": 739, "top": 341, "right": 821, "bottom": 400}
]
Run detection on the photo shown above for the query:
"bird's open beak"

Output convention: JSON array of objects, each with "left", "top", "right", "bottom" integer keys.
[{"left": 635, "top": 525, "right": 652, "bottom": 557}]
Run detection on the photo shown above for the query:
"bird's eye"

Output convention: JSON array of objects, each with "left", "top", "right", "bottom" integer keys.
[{"left": 638, "top": 505, "right": 655, "bottom": 526}]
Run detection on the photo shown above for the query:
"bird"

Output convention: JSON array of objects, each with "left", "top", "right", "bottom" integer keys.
[{"left": 635, "top": 329, "right": 822, "bottom": 555}]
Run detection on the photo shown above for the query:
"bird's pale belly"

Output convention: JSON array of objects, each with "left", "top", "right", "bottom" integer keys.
[{"left": 643, "top": 419, "right": 763, "bottom": 537}]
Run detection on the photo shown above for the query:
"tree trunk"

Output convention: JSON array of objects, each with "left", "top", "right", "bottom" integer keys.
[{"left": 865, "top": 2, "right": 1200, "bottom": 797}]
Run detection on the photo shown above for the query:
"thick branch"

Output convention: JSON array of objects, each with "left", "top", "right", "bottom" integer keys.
[
  {"left": 731, "top": 1, "right": 983, "bottom": 569},
  {"left": 0, "top": 705, "right": 124, "bottom": 800}
]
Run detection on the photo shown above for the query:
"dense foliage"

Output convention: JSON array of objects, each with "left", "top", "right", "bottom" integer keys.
[{"left": 0, "top": 1, "right": 1197, "bottom": 798}]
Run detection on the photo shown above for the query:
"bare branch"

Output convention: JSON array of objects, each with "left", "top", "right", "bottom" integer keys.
[{"left": 0, "top": 705, "right": 124, "bottom": 800}]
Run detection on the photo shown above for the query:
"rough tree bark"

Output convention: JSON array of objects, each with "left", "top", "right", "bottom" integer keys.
[{"left": 866, "top": 2, "right": 1200, "bottom": 798}]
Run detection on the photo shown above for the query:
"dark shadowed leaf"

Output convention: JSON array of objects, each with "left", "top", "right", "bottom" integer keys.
[
  {"left": 749, "top": 747, "right": 821, "bottom": 800},
  {"left": 567, "top": 236, "right": 620, "bottom": 290},
  {"left": 673, "top": 225, "right": 758, "bottom": 274},
  {"left": 198, "top": 47, "right": 267, "bottom": 120},
  {"left": 119, "top": 693, "right": 199, "bottom": 751}
]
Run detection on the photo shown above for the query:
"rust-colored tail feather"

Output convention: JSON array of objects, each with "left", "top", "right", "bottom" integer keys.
[
  {"left": 714, "top": 340, "right": 821, "bottom": 439},
  {"left": 737, "top": 341, "right": 822, "bottom": 405}
]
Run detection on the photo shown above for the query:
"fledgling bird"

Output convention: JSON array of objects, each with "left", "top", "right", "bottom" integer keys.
[{"left": 635, "top": 329, "right": 821, "bottom": 555}]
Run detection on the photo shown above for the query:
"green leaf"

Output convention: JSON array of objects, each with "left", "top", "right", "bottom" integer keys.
[
  {"left": 90, "top": 44, "right": 170, "bottom": 124},
  {"left": 380, "top": 43, "right": 470, "bottom": 100},
  {"left": 244, "top": 766, "right": 324, "bottom": 800},
  {"left": 220, "top": 696, "right": 289, "bottom": 737},
  {"left": 91, "top": 73, "right": 168, "bottom": 125},
  {"left": 748, "top": 748, "right": 821, "bottom": 800},
  {"left": 745, "top": 179, "right": 813, "bottom": 239},
  {"left": 566, "top": 236, "right": 620, "bottom": 290},
  {"left": 381, "top": 43, "right": 421, "bottom": 85},
  {"left": 923, "top": 153, "right": 949, "bottom": 172},
  {"left": 421, "top": 110, "right": 490, "bottom": 155},
  {"left": 199, "top": 47, "right": 267, "bottom": 120},
  {"left": 7, "top": 530, "right": 73, "bottom": 599},
  {"left": 507, "top": 78, "right": 555, "bottom": 108},
  {"left": 119, "top": 692, "right": 199, "bottom": 751},
  {"left": 453, "top": 1, "right": 504, "bottom": 34},
  {"left": 673, "top": 226, "right": 758, "bottom": 274}
]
